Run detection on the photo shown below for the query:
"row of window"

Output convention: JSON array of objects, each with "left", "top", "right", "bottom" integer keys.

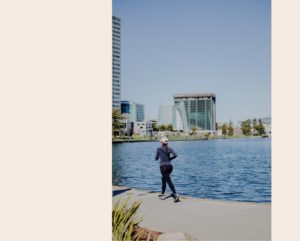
[
  {"left": 113, "top": 32, "right": 120, "bottom": 37},
  {"left": 113, "top": 26, "right": 120, "bottom": 31},
  {"left": 113, "top": 55, "right": 120, "bottom": 59},
  {"left": 113, "top": 46, "right": 120, "bottom": 51},
  {"left": 182, "top": 100, "right": 213, "bottom": 111},
  {"left": 112, "top": 18, "right": 121, "bottom": 24},
  {"left": 175, "top": 97, "right": 214, "bottom": 101},
  {"left": 113, "top": 23, "right": 120, "bottom": 27},
  {"left": 186, "top": 113, "right": 212, "bottom": 130}
]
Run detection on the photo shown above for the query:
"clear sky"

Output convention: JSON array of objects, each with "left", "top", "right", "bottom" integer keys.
[{"left": 113, "top": 0, "right": 271, "bottom": 123}]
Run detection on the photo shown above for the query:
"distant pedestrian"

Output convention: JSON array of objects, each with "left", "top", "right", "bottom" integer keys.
[{"left": 155, "top": 137, "right": 180, "bottom": 202}]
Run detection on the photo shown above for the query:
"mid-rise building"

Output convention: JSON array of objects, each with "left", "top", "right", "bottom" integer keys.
[
  {"left": 112, "top": 16, "right": 121, "bottom": 109},
  {"left": 173, "top": 93, "right": 216, "bottom": 132},
  {"left": 133, "top": 120, "right": 154, "bottom": 136},
  {"left": 136, "top": 104, "right": 145, "bottom": 122},
  {"left": 121, "top": 100, "right": 145, "bottom": 123}
]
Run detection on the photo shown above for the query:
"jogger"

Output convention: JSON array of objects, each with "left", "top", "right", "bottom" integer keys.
[{"left": 155, "top": 137, "right": 180, "bottom": 202}]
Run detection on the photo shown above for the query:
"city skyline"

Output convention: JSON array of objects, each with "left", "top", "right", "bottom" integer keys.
[{"left": 113, "top": 0, "right": 271, "bottom": 123}]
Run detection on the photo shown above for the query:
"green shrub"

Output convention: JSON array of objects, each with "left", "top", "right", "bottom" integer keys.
[{"left": 112, "top": 197, "right": 143, "bottom": 241}]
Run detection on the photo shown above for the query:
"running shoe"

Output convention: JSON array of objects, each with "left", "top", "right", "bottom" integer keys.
[{"left": 158, "top": 193, "right": 166, "bottom": 199}]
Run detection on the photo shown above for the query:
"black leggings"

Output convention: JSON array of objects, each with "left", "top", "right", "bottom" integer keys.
[{"left": 160, "top": 165, "right": 176, "bottom": 194}]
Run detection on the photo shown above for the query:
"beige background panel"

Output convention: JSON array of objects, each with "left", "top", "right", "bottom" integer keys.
[
  {"left": 1, "top": 0, "right": 300, "bottom": 240},
  {"left": 0, "top": 0, "right": 111, "bottom": 240},
  {"left": 272, "top": 0, "right": 300, "bottom": 241}
]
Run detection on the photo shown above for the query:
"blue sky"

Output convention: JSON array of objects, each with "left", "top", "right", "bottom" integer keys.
[{"left": 113, "top": 0, "right": 271, "bottom": 123}]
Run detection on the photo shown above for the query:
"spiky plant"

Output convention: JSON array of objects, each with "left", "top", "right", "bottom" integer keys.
[{"left": 112, "top": 196, "right": 143, "bottom": 241}]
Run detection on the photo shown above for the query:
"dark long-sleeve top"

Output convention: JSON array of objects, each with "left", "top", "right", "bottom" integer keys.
[{"left": 155, "top": 145, "right": 177, "bottom": 167}]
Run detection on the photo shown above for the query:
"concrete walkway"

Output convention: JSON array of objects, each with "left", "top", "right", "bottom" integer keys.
[{"left": 113, "top": 186, "right": 271, "bottom": 241}]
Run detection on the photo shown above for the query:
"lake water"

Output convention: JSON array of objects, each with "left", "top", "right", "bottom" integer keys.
[{"left": 112, "top": 138, "right": 271, "bottom": 203}]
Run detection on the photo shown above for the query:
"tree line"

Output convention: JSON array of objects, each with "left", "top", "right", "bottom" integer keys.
[
  {"left": 218, "top": 118, "right": 266, "bottom": 136},
  {"left": 152, "top": 123, "right": 173, "bottom": 131},
  {"left": 113, "top": 109, "right": 267, "bottom": 138}
]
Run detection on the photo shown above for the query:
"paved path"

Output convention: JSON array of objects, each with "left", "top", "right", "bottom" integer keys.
[{"left": 113, "top": 186, "right": 271, "bottom": 241}]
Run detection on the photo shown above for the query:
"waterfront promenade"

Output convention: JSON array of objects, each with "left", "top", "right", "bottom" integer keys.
[{"left": 113, "top": 186, "right": 271, "bottom": 241}]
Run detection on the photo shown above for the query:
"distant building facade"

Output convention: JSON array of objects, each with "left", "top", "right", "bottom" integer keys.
[
  {"left": 112, "top": 16, "right": 121, "bottom": 109},
  {"left": 133, "top": 120, "right": 154, "bottom": 136},
  {"left": 121, "top": 100, "right": 145, "bottom": 123},
  {"left": 157, "top": 105, "right": 173, "bottom": 127},
  {"left": 136, "top": 104, "right": 145, "bottom": 122},
  {"left": 121, "top": 100, "right": 136, "bottom": 123},
  {"left": 173, "top": 93, "right": 216, "bottom": 132}
]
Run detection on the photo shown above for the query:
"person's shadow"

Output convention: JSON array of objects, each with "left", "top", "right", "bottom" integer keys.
[
  {"left": 112, "top": 188, "right": 131, "bottom": 197},
  {"left": 160, "top": 194, "right": 181, "bottom": 202}
]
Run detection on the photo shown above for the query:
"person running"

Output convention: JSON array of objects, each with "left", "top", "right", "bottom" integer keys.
[{"left": 155, "top": 137, "right": 180, "bottom": 202}]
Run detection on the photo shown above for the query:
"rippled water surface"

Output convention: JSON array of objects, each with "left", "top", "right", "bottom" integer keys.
[{"left": 113, "top": 138, "right": 271, "bottom": 203}]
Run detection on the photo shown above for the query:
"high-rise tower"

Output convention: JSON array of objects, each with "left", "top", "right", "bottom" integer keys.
[{"left": 112, "top": 16, "right": 121, "bottom": 109}]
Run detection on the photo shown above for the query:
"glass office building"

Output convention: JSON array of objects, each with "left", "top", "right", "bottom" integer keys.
[
  {"left": 121, "top": 100, "right": 144, "bottom": 123},
  {"left": 136, "top": 104, "right": 145, "bottom": 122},
  {"left": 112, "top": 16, "right": 121, "bottom": 109},
  {"left": 173, "top": 93, "right": 216, "bottom": 132}
]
